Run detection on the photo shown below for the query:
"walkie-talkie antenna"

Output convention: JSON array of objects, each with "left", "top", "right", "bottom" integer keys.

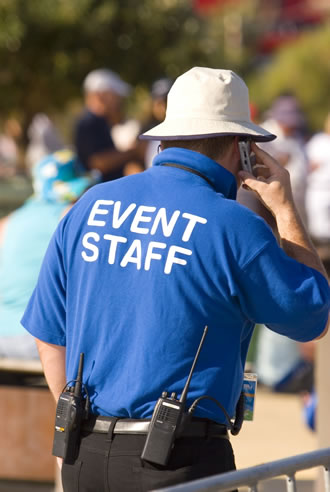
[
  {"left": 74, "top": 353, "right": 84, "bottom": 397},
  {"left": 179, "top": 325, "right": 208, "bottom": 404}
]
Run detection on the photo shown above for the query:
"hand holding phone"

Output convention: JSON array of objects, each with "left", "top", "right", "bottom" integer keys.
[
  {"left": 238, "top": 140, "right": 256, "bottom": 175},
  {"left": 239, "top": 142, "right": 294, "bottom": 217}
]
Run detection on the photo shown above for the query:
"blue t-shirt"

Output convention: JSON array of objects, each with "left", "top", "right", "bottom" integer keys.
[
  {"left": 74, "top": 109, "right": 123, "bottom": 182},
  {"left": 22, "top": 148, "right": 330, "bottom": 424}
]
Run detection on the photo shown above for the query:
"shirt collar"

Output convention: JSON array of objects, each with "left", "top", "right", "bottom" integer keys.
[{"left": 153, "top": 147, "right": 237, "bottom": 200}]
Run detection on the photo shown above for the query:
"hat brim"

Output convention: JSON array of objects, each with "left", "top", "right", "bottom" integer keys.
[{"left": 140, "top": 118, "right": 276, "bottom": 142}]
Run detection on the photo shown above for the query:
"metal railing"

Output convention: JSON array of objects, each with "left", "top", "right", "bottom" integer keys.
[{"left": 154, "top": 447, "right": 330, "bottom": 492}]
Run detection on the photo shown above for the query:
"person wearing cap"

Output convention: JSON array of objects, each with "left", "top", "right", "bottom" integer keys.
[
  {"left": 260, "top": 93, "right": 309, "bottom": 224},
  {"left": 255, "top": 94, "right": 312, "bottom": 392},
  {"left": 74, "top": 68, "right": 144, "bottom": 182},
  {"left": 305, "top": 111, "right": 330, "bottom": 268},
  {"left": 0, "top": 149, "right": 97, "bottom": 360},
  {"left": 22, "top": 68, "right": 329, "bottom": 491},
  {"left": 25, "top": 112, "right": 65, "bottom": 173},
  {"left": 141, "top": 77, "right": 173, "bottom": 169}
]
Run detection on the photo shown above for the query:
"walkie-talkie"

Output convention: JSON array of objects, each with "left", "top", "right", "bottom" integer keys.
[
  {"left": 141, "top": 326, "right": 208, "bottom": 466},
  {"left": 52, "top": 353, "right": 88, "bottom": 464}
]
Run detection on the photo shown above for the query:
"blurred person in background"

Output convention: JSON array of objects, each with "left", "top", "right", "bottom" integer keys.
[
  {"left": 142, "top": 77, "right": 173, "bottom": 168},
  {"left": 74, "top": 68, "right": 144, "bottom": 182},
  {"left": 300, "top": 112, "right": 330, "bottom": 431},
  {"left": 255, "top": 94, "right": 314, "bottom": 392},
  {"left": 305, "top": 111, "right": 330, "bottom": 275},
  {"left": 111, "top": 112, "right": 144, "bottom": 176},
  {"left": 261, "top": 93, "right": 308, "bottom": 225},
  {"left": 0, "top": 149, "right": 98, "bottom": 359},
  {"left": 25, "top": 113, "right": 65, "bottom": 174},
  {"left": 256, "top": 331, "right": 315, "bottom": 393},
  {"left": 0, "top": 118, "right": 22, "bottom": 178},
  {"left": 303, "top": 389, "right": 317, "bottom": 432},
  {"left": 119, "top": 77, "right": 173, "bottom": 175}
]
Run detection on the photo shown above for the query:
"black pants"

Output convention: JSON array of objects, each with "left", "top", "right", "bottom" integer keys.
[{"left": 62, "top": 429, "right": 236, "bottom": 491}]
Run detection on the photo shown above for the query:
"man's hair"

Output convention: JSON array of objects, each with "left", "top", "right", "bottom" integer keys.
[{"left": 161, "top": 136, "right": 235, "bottom": 161}]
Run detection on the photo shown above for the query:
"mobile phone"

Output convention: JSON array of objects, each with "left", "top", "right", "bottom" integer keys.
[{"left": 238, "top": 140, "right": 256, "bottom": 175}]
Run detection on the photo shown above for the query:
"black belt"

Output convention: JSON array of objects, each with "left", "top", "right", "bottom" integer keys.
[{"left": 82, "top": 416, "right": 228, "bottom": 439}]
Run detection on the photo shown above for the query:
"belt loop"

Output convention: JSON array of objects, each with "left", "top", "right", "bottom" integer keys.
[{"left": 105, "top": 417, "right": 119, "bottom": 443}]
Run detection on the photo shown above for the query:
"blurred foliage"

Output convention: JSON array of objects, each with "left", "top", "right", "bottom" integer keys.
[
  {"left": 0, "top": 0, "right": 214, "bottom": 122},
  {"left": 248, "top": 23, "right": 330, "bottom": 132},
  {"left": 0, "top": 0, "right": 329, "bottom": 135},
  {"left": 0, "top": 0, "right": 260, "bottom": 124}
]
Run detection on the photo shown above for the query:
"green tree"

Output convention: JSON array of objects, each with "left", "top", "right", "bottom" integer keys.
[
  {"left": 2, "top": 0, "right": 328, "bottom": 136},
  {"left": 248, "top": 24, "right": 330, "bottom": 132},
  {"left": 0, "top": 0, "right": 266, "bottom": 124},
  {"left": 0, "top": 0, "right": 224, "bottom": 127}
]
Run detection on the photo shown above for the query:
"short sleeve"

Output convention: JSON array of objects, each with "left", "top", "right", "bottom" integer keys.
[
  {"left": 21, "top": 220, "right": 67, "bottom": 346},
  {"left": 236, "top": 241, "right": 330, "bottom": 342}
]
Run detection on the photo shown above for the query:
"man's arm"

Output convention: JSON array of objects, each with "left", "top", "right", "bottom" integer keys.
[
  {"left": 239, "top": 143, "right": 327, "bottom": 278},
  {"left": 89, "top": 146, "right": 143, "bottom": 174},
  {"left": 239, "top": 143, "right": 329, "bottom": 338},
  {"left": 35, "top": 338, "right": 66, "bottom": 402}
]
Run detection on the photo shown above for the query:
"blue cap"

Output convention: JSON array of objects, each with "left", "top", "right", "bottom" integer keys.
[
  {"left": 268, "top": 96, "right": 306, "bottom": 129},
  {"left": 32, "top": 149, "right": 100, "bottom": 203}
]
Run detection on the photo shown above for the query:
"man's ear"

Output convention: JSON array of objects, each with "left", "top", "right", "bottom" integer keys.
[
  {"left": 222, "top": 136, "right": 239, "bottom": 163},
  {"left": 232, "top": 136, "right": 240, "bottom": 159}
]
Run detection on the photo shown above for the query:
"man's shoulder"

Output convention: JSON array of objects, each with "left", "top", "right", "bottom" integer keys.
[
  {"left": 215, "top": 193, "right": 264, "bottom": 223},
  {"left": 213, "top": 196, "right": 276, "bottom": 251},
  {"left": 73, "top": 177, "right": 134, "bottom": 207}
]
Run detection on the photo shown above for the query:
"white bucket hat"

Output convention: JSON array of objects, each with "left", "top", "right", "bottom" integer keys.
[{"left": 140, "top": 67, "right": 275, "bottom": 142}]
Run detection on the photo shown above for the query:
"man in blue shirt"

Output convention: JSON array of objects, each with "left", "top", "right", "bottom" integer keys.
[
  {"left": 74, "top": 69, "right": 144, "bottom": 182},
  {"left": 22, "top": 67, "right": 329, "bottom": 492}
]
